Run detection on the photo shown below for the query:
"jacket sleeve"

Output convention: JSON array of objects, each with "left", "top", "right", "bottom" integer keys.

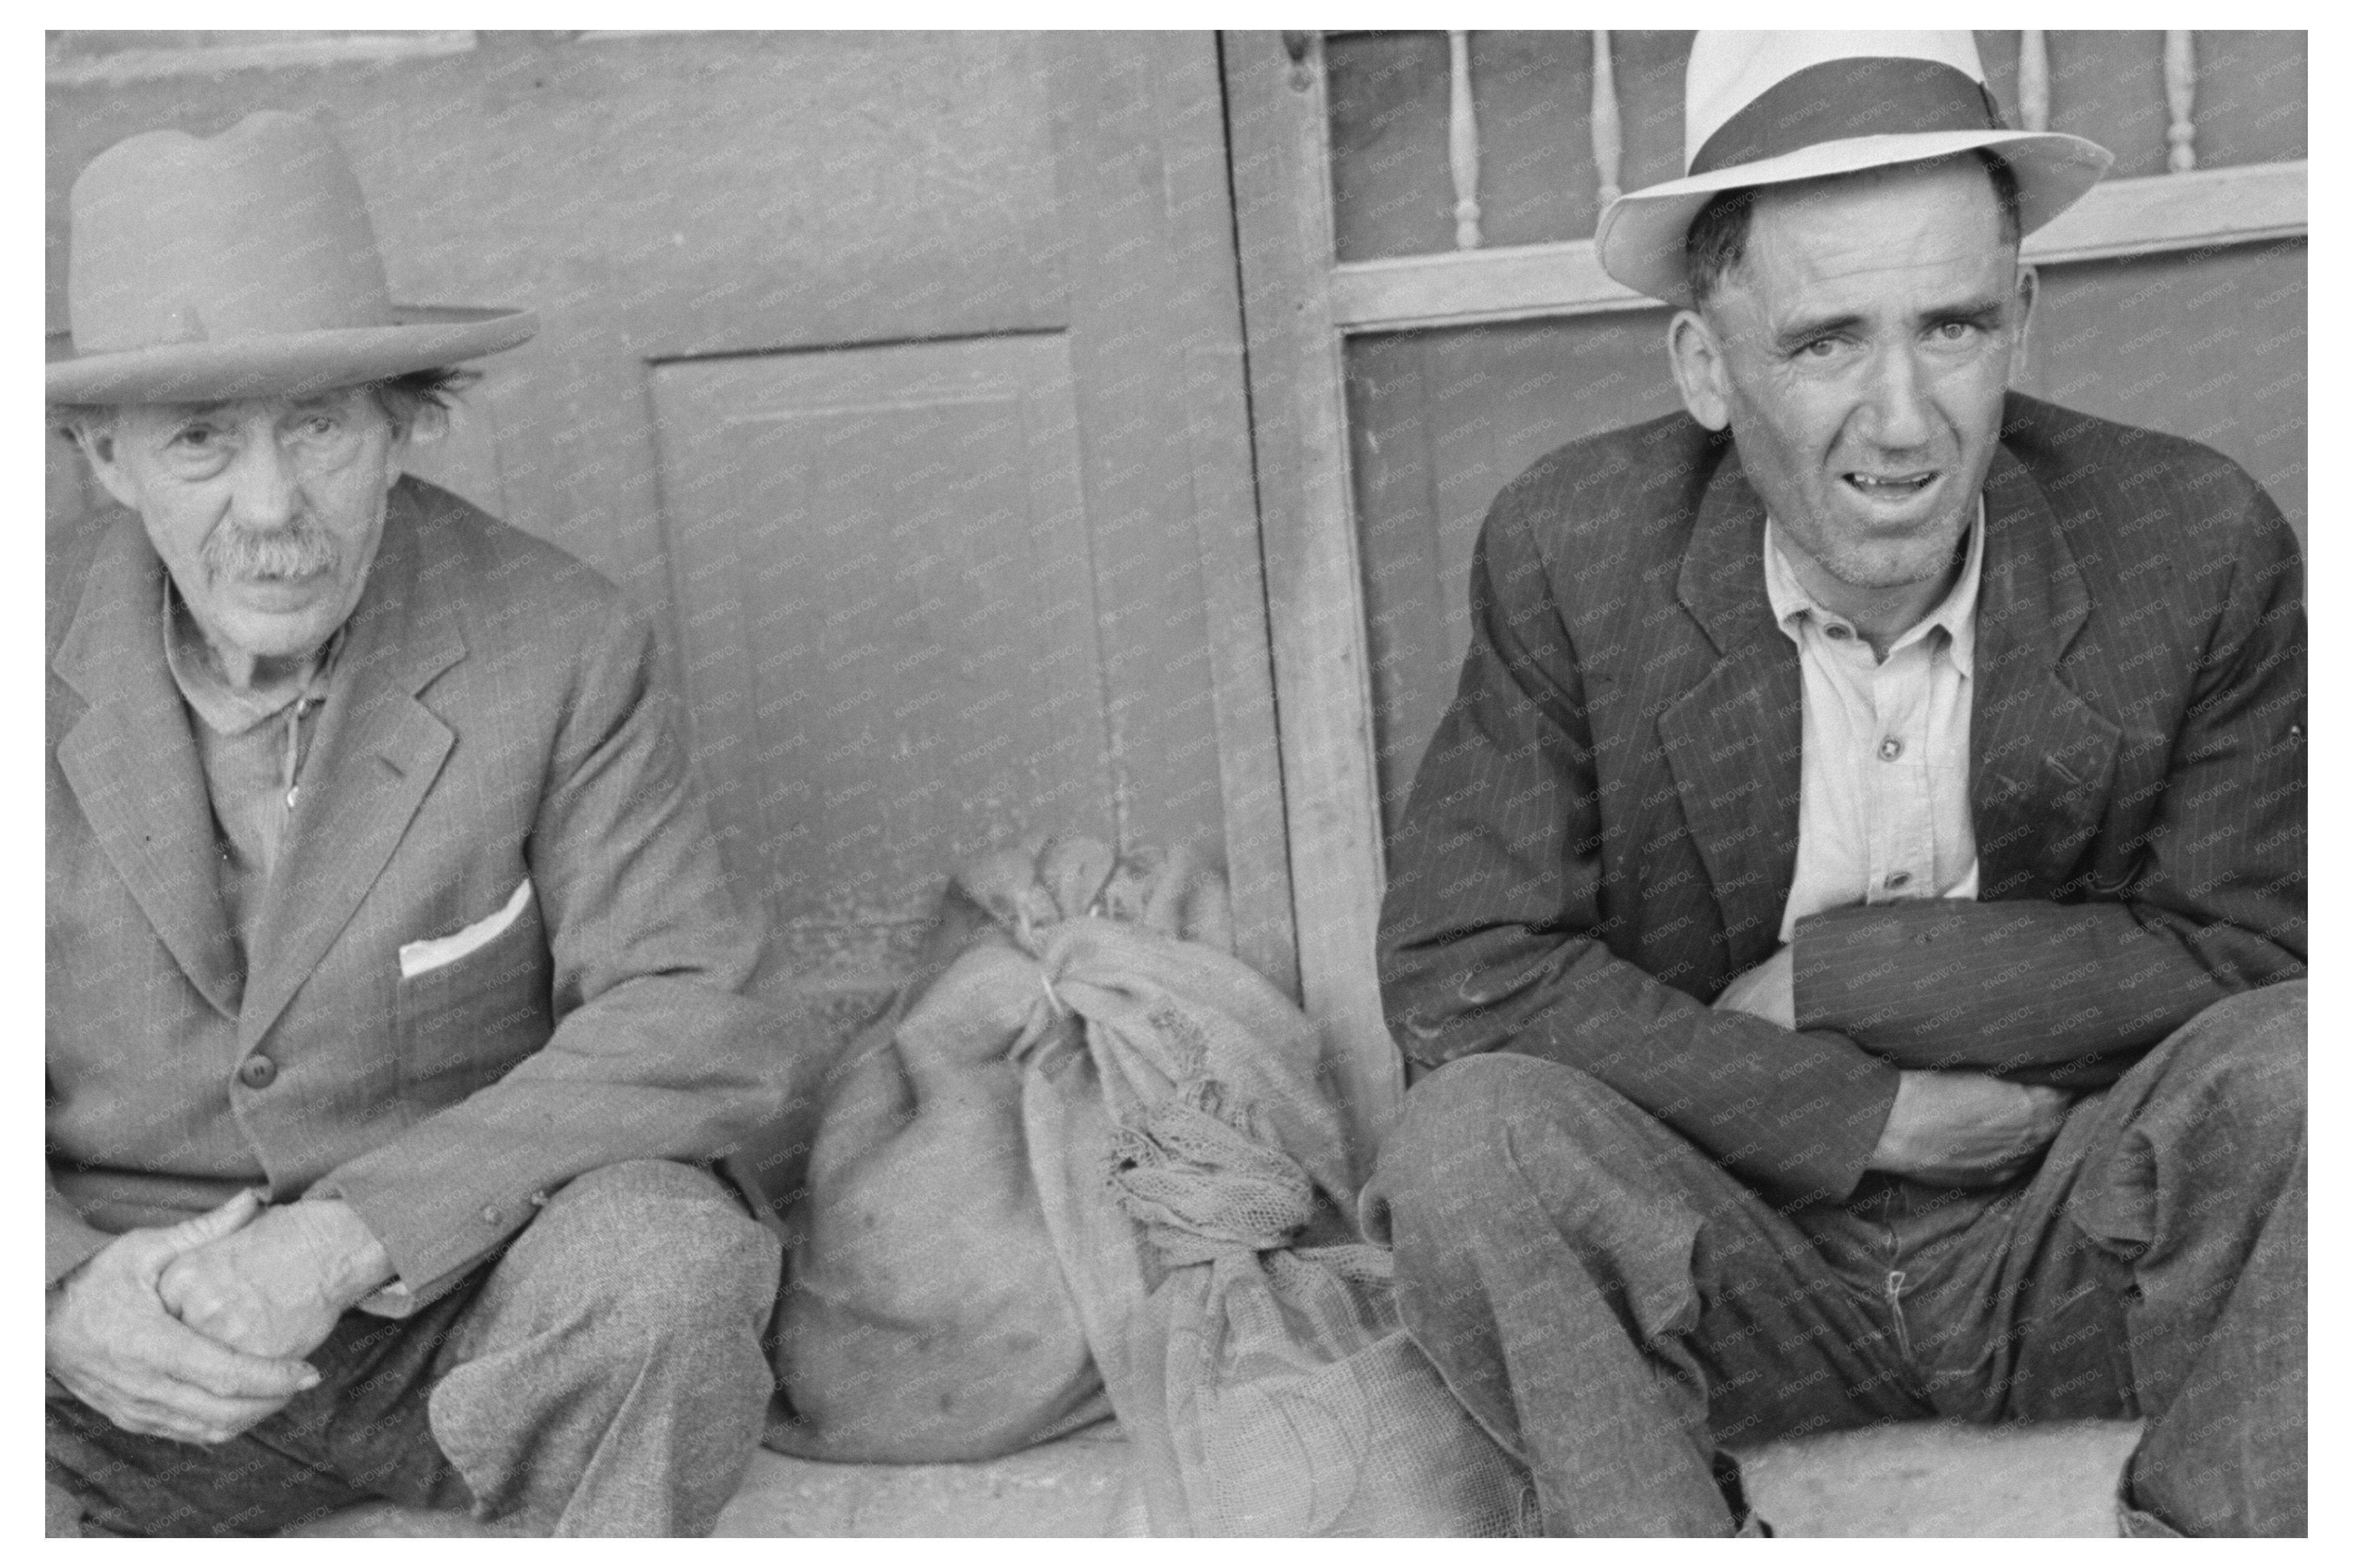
[
  {"left": 1380, "top": 486, "right": 1901, "bottom": 1207},
  {"left": 1791, "top": 472, "right": 2305, "bottom": 1085},
  {"left": 312, "top": 604, "right": 795, "bottom": 1306}
]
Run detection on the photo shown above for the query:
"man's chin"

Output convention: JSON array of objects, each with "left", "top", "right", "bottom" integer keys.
[
  {"left": 1817, "top": 547, "right": 1963, "bottom": 594},
  {"left": 211, "top": 599, "right": 347, "bottom": 664}
]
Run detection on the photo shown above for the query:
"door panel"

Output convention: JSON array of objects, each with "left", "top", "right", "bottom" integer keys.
[{"left": 649, "top": 334, "right": 1112, "bottom": 990}]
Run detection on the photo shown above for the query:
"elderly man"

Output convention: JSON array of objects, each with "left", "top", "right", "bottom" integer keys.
[
  {"left": 1366, "top": 32, "right": 2304, "bottom": 1537},
  {"left": 46, "top": 112, "right": 799, "bottom": 1536}
]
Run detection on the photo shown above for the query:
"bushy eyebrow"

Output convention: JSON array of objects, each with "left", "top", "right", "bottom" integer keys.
[{"left": 1771, "top": 313, "right": 1865, "bottom": 354}]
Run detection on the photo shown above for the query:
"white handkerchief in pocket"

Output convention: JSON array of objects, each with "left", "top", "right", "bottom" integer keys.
[{"left": 399, "top": 879, "right": 533, "bottom": 979}]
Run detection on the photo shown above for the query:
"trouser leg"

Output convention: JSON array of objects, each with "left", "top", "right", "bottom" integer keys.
[
  {"left": 424, "top": 1158, "right": 783, "bottom": 1537},
  {"left": 1363, "top": 1054, "right": 1929, "bottom": 1537},
  {"left": 2071, "top": 984, "right": 2306, "bottom": 1536}
]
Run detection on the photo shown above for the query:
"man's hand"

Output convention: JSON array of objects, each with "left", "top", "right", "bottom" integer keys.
[
  {"left": 1713, "top": 946, "right": 1796, "bottom": 1029},
  {"left": 1866, "top": 1070, "right": 2075, "bottom": 1187},
  {"left": 46, "top": 1190, "right": 323, "bottom": 1445},
  {"left": 157, "top": 1197, "right": 394, "bottom": 1362}
]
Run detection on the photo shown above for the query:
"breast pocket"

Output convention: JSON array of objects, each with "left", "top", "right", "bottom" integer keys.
[{"left": 395, "top": 881, "right": 554, "bottom": 1108}]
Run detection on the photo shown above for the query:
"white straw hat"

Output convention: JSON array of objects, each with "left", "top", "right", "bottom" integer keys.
[{"left": 1594, "top": 31, "right": 2113, "bottom": 306}]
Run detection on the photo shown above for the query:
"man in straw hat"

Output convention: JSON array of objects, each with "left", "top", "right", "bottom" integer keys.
[
  {"left": 45, "top": 112, "right": 799, "bottom": 1536},
  {"left": 1367, "top": 32, "right": 2302, "bottom": 1536}
]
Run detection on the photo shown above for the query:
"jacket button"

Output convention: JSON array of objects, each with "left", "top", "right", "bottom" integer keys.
[
  {"left": 481, "top": 1206, "right": 502, "bottom": 1225},
  {"left": 237, "top": 1055, "right": 278, "bottom": 1088}
]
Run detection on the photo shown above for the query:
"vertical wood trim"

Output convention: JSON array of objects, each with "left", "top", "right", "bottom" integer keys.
[
  {"left": 1591, "top": 29, "right": 1624, "bottom": 207},
  {"left": 1447, "top": 31, "right": 1483, "bottom": 249},
  {"left": 2164, "top": 31, "right": 2197, "bottom": 172},
  {"left": 2018, "top": 31, "right": 2050, "bottom": 133},
  {"left": 1224, "top": 30, "right": 1404, "bottom": 1143},
  {"left": 1043, "top": 33, "right": 1299, "bottom": 997},
  {"left": 1180, "top": 336, "right": 1301, "bottom": 996}
]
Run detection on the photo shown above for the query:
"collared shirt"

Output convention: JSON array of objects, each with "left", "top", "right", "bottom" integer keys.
[
  {"left": 160, "top": 582, "right": 343, "bottom": 962},
  {"left": 1767, "top": 500, "right": 1985, "bottom": 944}
]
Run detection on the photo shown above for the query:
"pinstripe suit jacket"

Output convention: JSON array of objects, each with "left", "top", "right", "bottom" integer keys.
[
  {"left": 1378, "top": 395, "right": 2305, "bottom": 1204},
  {"left": 48, "top": 477, "right": 784, "bottom": 1303}
]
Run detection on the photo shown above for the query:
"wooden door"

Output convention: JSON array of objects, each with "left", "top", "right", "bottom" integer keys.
[{"left": 46, "top": 30, "right": 1291, "bottom": 1043}]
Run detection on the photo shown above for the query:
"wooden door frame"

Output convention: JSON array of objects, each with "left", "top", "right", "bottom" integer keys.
[
  {"left": 1044, "top": 31, "right": 1300, "bottom": 1005},
  {"left": 1224, "top": 31, "right": 1401, "bottom": 1131}
]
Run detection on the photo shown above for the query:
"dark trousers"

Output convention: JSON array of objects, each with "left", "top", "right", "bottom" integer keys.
[
  {"left": 48, "top": 1159, "right": 782, "bottom": 1537},
  {"left": 1363, "top": 983, "right": 2305, "bottom": 1537}
]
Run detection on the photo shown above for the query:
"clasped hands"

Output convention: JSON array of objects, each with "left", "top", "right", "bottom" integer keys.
[
  {"left": 45, "top": 1190, "right": 392, "bottom": 1445},
  {"left": 1713, "top": 945, "right": 2075, "bottom": 1187}
]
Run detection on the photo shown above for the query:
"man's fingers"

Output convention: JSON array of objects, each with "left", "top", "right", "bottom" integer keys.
[{"left": 156, "top": 1315, "right": 319, "bottom": 1402}]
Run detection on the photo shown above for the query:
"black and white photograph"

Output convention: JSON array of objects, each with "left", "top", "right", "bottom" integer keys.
[{"left": 40, "top": 24, "right": 2311, "bottom": 1539}]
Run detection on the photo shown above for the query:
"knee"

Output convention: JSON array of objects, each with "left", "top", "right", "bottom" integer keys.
[
  {"left": 533, "top": 1160, "right": 782, "bottom": 1337},
  {"left": 2159, "top": 982, "right": 2305, "bottom": 1138},
  {"left": 1365, "top": 1054, "right": 1624, "bottom": 1239}
]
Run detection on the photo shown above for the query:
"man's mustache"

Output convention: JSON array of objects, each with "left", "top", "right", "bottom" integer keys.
[{"left": 203, "top": 518, "right": 340, "bottom": 581}]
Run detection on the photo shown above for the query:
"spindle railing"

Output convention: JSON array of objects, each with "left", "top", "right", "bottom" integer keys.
[{"left": 1335, "top": 29, "right": 2304, "bottom": 331}]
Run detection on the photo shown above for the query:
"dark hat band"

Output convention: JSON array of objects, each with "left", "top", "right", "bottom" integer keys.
[{"left": 1689, "top": 56, "right": 2007, "bottom": 177}]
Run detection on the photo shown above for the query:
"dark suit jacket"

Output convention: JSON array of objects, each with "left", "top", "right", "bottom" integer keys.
[
  {"left": 48, "top": 476, "right": 785, "bottom": 1304},
  {"left": 1378, "top": 394, "right": 2305, "bottom": 1206}
]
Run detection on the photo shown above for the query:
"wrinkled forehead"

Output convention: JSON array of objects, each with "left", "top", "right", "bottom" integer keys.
[
  {"left": 1735, "top": 164, "right": 2016, "bottom": 307},
  {"left": 1748, "top": 160, "right": 2011, "bottom": 262}
]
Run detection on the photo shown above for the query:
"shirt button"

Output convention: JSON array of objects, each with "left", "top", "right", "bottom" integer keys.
[
  {"left": 1886, "top": 871, "right": 1913, "bottom": 890},
  {"left": 237, "top": 1055, "right": 278, "bottom": 1089},
  {"left": 1825, "top": 624, "right": 1851, "bottom": 641},
  {"left": 1878, "top": 736, "right": 1904, "bottom": 762}
]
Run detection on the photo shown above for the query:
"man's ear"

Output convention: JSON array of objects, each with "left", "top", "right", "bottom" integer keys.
[
  {"left": 382, "top": 401, "right": 447, "bottom": 491},
  {"left": 2007, "top": 262, "right": 2040, "bottom": 381},
  {"left": 76, "top": 425, "right": 142, "bottom": 513},
  {"left": 1667, "top": 308, "right": 1732, "bottom": 431}
]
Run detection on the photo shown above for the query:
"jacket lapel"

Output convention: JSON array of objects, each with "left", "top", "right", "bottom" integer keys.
[
  {"left": 240, "top": 485, "right": 464, "bottom": 1048},
  {"left": 1968, "top": 445, "right": 2120, "bottom": 897},
  {"left": 1656, "top": 451, "right": 1803, "bottom": 971},
  {"left": 52, "top": 513, "right": 243, "bottom": 1017}
]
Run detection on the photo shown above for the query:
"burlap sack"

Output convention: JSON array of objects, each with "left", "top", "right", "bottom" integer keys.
[
  {"left": 763, "top": 836, "right": 1221, "bottom": 1461},
  {"left": 771, "top": 833, "right": 1532, "bottom": 1533},
  {"left": 1011, "top": 912, "right": 1534, "bottom": 1535}
]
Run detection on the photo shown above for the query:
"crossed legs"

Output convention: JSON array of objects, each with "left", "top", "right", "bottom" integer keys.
[{"left": 1364, "top": 983, "right": 2305, "bottom": 1537}]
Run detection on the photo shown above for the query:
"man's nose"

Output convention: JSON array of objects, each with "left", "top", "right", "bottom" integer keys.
[
  {"left": 226, "top": 433, "right": 302, "bottom": 529},
  {"left": 1856, "top": 343, "right": 1934, "bottom": 452}
]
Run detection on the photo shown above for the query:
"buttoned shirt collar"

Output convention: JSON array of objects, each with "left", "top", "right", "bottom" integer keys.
[{"left": 1763, "top": 497, "right": 1985, "bottom": 677}]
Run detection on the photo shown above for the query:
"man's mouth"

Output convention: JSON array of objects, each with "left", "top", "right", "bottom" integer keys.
[{"left": 1842, "top": 470, "right": 1937, "bottom": 498}]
